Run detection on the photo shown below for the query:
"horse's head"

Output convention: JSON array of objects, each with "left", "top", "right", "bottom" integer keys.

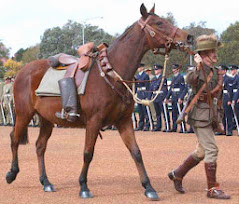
[{"left": 138, "top": 4, "right": 193, "bottom": 54}]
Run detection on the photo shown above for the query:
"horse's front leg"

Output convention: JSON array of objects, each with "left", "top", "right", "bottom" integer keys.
[
  {"left": 116, "top": 116, "right": 159, "bottom": 201},
  {"left": 36, "top": 118, "right": 55, "bottom": 192},
  {"left": 79, "top": 118, "right": 99, "bottom": 199}
]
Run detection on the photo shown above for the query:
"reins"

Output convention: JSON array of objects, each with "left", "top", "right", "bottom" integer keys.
[{"left": 93, "top": 15, "right": 192, "bottom": 106}]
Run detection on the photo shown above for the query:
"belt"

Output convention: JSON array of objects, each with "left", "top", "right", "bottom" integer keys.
[
  {"left": 138, "top": 87, "right": 146, "bottom": 91},
  {"left": 172, "top": 88, "right": 180, "bottom": 92},
  {"left": 198, "top": 94, "right": 218, "bottom": 105},
  {"left": 153, "top": 91, "right": 163, "bottom": 94}
]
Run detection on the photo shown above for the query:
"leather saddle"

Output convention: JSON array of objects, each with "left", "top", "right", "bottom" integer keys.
[{"left": 47, "top": 42, "right": 95, "bottom": 87}]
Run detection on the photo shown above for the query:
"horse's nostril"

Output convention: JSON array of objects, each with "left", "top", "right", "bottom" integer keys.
[{"left": 187, "top": 35, "right": 194, "bottom": 44}]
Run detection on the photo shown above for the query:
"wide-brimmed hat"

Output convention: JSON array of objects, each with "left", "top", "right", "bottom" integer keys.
[{"left": 195, "top": 34, "right": 223, "bottom": 52}]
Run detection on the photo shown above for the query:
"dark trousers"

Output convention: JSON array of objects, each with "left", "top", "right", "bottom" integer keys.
[
  {"left": 223, "top": 102, "right": 233, "bottom": 132},
  {"left": 137, "top": 103, "right": 149, "bottom": 129},
  {"left": 172, "top": 101, "right": 185, "bottom": 131},
  {"left": 154, "top": 101, "right": 170, "bottom": 130}
]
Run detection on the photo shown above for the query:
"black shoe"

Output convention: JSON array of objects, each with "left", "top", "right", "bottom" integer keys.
[
  {"left": 215, "top": 132, "right": 223, "bottom": 136},
  {"left": 169, "top": 129, "right": 177, "bottom": 132},
  {"left": 135, "top": 127, "right": 143, "bottom": 131},
  {"left": 179, "top": 129, "right": 184, "bottom": 133},
  {"left": 151, "top": 128, "right": 161, "bottom": 132},
  {"left": 162, "top": 129, "right": 170, "bottom": 132},
  {"left": 226, "top": 131, "right": 232, "bottom": 136},
  {"left": 143, "top": 127, "right": 149, "bottom": 131}
]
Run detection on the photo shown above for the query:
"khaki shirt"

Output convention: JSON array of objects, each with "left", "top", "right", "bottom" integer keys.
[
  {"left": 186, "top": 64, "right": 221, "bottom": 127},
  {"left": 2, "top": 83, "right": 13, "bottom": 104}
]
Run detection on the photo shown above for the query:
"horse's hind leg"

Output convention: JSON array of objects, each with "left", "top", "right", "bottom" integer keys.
[
  {"left": 6, "top": 114, "right": 32, "bottom": 184},
  {"left": 35, "top": 117, "right": 55, "bottom": 192},
  {"left": 116, "top": 117, "right": 159, "bottom": 201}
]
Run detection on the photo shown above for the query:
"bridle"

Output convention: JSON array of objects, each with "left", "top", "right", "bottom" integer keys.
[
  {"left": 138, "top": 15, "right": 180, "bottom": 55},
  {"left": 95, "top": 15, "right": 193, "bottom": 105}
]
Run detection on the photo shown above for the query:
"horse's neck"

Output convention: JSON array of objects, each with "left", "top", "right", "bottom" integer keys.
[{"left": 108, "top": 24, "right": 149, "bottom": 80}]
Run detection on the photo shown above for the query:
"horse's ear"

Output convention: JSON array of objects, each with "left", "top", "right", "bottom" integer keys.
[
  {"left": 149, "top": 3, "right": 155, "bottom": 13},
  {"left": 140, "top": 3, "right": 148, "bottom": 19}
]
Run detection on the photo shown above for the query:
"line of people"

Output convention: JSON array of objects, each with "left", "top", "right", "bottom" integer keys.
[
  {"left": 134, "top": 63, "right": 239, "bottom": 136},
  {"left": 220, "top": 64, "right": 239, "bottom": 136},
  {"left": 134, "top": 63, "right": 193, "bottom": 133}
]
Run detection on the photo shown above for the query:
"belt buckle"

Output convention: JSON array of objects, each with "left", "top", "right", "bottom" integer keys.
[
  {"left": 213, "top": 98, "right": 218, "bottom": 105},
  {"left": 199, "top": 95, "right": 204, "bottom": 101}
]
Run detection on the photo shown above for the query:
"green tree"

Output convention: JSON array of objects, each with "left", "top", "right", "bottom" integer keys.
[
  {"left": 15, "top": 48, "right": 27, "bottom": 62},
  {"left": 217, "top": 21, "right": 239, "bottom": 65},
  {"left": 22, "top": 45, "right": 39, "bottom": 64},
  {"left": 0, "top": 40, "right": 10, "bottom": 59},
  {"left": 39, "top": 20, "right": 114, "bottom": 59}
]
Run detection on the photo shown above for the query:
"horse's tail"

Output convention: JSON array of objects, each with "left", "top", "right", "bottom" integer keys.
[{"left": 10, "top": 127, "right": 29, "bottom": 145}]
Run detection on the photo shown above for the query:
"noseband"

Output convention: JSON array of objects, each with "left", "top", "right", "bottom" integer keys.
[{"left": 138, "top": 15, "right": 179, "bottom": 55}]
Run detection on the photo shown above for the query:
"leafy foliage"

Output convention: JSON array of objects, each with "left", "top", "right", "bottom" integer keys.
[
  {"left": 217, "top": 21, "right": 239, "bottom": 65},
  {"left": 22, "top": 45, "right": 39, "bottom": 64},
  {"left": 39, "top": 20, "right": 114, "bottom": 59},
  {"left": 0, "top": 40, "right": 10, "bottom": 59},
  {"left": 3, "top": 59, "right": 23, "bottom": 77}
]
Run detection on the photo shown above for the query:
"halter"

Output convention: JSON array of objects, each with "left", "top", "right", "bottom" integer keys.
[{"left": 138, "top": 15, "right": 179, "bottom": 55}]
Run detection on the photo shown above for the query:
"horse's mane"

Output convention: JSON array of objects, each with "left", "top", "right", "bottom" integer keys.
[{"left": 109, "top": 22, "right": 137, "bottom": 48}]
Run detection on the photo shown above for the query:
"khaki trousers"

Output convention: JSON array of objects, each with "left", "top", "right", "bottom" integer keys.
[{"left": 192, "top": 125, "right": 218, "bottom": 163}]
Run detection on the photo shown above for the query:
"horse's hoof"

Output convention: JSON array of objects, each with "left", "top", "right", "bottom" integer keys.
[
  {"left": 44, "top": 184, "right": 56, "bottom": 192},
  {"left": 6, "top": 171, "right": 17, "bottom": 184},
  {"left": 80, "top": 190, "right": 94, "bottom": 199},
  {"left": 145, "top": 190, "right": 159, "bottom": 201}
]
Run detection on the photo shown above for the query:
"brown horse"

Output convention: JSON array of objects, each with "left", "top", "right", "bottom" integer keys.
[{"left": 6, "top": 4, "right": 193, "bottom": 200}]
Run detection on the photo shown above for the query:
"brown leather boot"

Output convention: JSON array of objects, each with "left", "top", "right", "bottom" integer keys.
[
  {"left": 205, "top": 162, "right": 230, "bottom": 199},
  {"left": 168, "top": 154, "right": 200, "bottom": 193}
]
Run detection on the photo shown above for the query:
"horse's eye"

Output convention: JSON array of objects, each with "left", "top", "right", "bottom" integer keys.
[{"left": 156, "top": 22, "right": 162, "bottom": 26}]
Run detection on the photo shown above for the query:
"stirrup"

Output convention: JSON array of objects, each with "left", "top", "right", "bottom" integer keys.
[
  {"left": 55, "top": 109, "right": 80, "bottom": 121},
  {"left": 55, "top": 109, "right": 67, "bottom": 119}
]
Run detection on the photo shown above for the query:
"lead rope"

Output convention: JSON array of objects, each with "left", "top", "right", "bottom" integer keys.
[{"left": 112, "top": 54, "right": 169, "bottom": 106}]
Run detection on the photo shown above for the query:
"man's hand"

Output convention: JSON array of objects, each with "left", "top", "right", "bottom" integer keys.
[
  {"left": 228, "top": 101, "right": 232, "bottom": 106},
  {"left": 164, "top": 98, "right": 168, "bottom": 104},
  {"left": 178, "top": 98, "right": 183, "bottom": 104},
  {"left": 194, "top": 53, "right": 202, "bottom": 70}
]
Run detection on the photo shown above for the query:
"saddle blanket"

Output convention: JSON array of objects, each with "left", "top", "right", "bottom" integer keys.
[{"left": 35, "top": 67, "right": 90, "bottom": 96}]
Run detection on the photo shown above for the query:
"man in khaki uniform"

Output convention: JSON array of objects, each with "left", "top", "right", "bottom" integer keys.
[
  {"left": 2, "top": 77, "right": 13, "bottom": 125},
  {"left": 0, "top": 81, "right": 5, "bottom": 125},
  {"left": 168, "top": 34, "right": 230, "bottom": 199}
]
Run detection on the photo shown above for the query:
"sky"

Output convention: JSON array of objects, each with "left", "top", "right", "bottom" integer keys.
[{"left": 0, "top": 0, "right": 238, "bottom": 57}]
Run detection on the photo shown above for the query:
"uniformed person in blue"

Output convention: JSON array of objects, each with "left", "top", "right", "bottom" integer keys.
[
  {"left": 219, "top": 65, "right": 230, "bottom": 135},
  {"left": 147, "top": 64, "right": 169, "bottom": 131},
  {"left": 135, "top": 63, "right": 150, "bottom": 131},
  {"left": 179, "top": 83, "right": 193, "bottom": 133},
  {"left": 164, "top": 64, "right": 186, "bottom": 132},
  {"left": 229, "top": 65, "right": 239, "bottom": 135}
]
